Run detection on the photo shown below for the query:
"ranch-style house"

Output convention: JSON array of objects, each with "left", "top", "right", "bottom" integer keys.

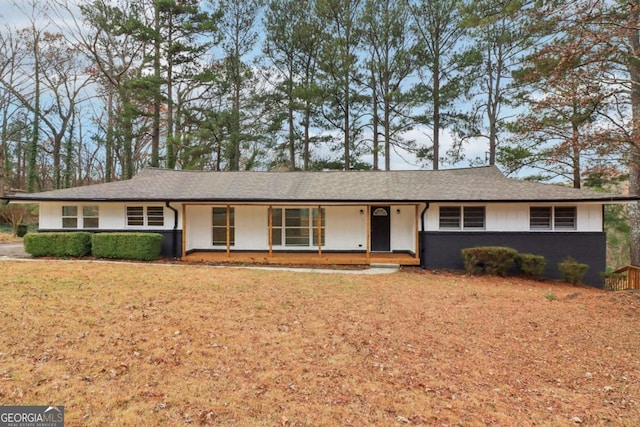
[{"left": 5, "top": 166, "right": 636, "bottom": 286}]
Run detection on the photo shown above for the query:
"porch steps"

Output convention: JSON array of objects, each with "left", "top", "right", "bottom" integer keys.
[{"left": 370, "top": 263, "right": 401, "bottom": 269}]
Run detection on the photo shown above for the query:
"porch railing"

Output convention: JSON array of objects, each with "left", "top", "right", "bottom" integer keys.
[{"left": 605, "top": 265, "right": 640, "bottom": 291}]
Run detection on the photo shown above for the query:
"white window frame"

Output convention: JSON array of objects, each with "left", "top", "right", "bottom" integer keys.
[
  {"left": 82, "top": 205, "right": 100, "bottom": 229},
  {"left": 126, "top": 206, "right": 165, "bottom": 228},
  {"left": 212, "top": 207, "right": 234, "bottom": 246},
  {"left": 529, "top": 206, "right": 577, "bottom": 231},
  {"left": 62, "top": 205, "right": 99, "bottom": 229},
  {"left": 269, "top": 207, "right": 325, "bottom": 247},
  {"left": 146, "top": 206, "right": 165, "bottom": 226},
  {"left": 438, "top": 206, "right": 485, "bottom": 230},
  {"left": 554, "top": 206, "right": 577, "bottom": 230},
  {"left": 62, "top": 205, "right": 78, "bottom": 229}
]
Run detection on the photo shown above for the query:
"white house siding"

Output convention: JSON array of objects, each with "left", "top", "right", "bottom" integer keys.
[
  {"left": 185, "top": 205, "right": 212, "bottom": 251},
  {"left": 576, "top": 204, "right": 603, "bottom": 232},
  {"left": 38, "top": 203, "right": 59, "bottom": 229},
  {"left": 99, "top": 204, "right": 127, "bottom": 229},
  {"left": 425, "top": 203, "right": 603, "bottom": 232},
  {"left": 38, "top": 202, "right": 182, "bottom": 231},
  {"left": 325, "top": 206, "right": 367, "bottom": 250},
  {"left": 486, "top": 204, "right": 529, "bottom": 231},
  {"left": 235, "top": 205, "right": 269, "bottom": 250},
  {"left": 390, "top": 205, "right": 416, "bottom": 252}
]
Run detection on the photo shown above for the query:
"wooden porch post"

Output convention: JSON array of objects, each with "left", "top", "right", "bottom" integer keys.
[
  {"left": 317, "top": 205, "right": 322, "bottom": 257},
  {"left": 268, "top": 205, "right": 273, "bottom": 257},
  {"left": 226, "top": 204, "right": 230, "bottom": 257},
  {"left": 415, "top": 204, "right": 419, "bottom": 259}
]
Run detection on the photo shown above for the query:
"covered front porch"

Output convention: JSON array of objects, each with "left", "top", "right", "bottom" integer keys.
[{"left": 180, "top": 202, "right": 423, "bottom": 266}]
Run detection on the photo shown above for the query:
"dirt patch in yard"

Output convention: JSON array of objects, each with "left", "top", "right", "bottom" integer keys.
[{"left": 0, "top": 261, "right": 638, "bottom": 426}]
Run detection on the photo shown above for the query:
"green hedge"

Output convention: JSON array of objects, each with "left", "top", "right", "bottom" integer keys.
[
  {"left": 23, "top": 232, "right": 92, "bottom": 257},
  {"left": 91, "top": 233, "right": 163, "bottom": 261},
  {"left": 461, "top": 246, "right": 518, "bottom": 277},
  {"left": 515, "top": 253, "right": 546, "bottom": 278}
]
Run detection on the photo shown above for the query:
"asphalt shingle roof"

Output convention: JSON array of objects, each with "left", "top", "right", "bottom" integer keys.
[{"left": 5, "top": 166, "right": 635, "bottom": 203}]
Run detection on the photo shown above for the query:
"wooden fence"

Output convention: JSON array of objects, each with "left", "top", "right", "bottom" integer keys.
[{"left": 605, "top": 265, "right": 640, "bottom": 291}]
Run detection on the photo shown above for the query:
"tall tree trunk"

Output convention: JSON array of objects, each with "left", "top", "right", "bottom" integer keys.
[
  {"left": 627, "top": 1, "right": 640, "bottom": 265},
  {"left": 371, "top": 66, "right": 379, "bottom": 170},
  {"left": 628, "top": 146, "right": 640, "bottom": 265},
  {"left": 303, "top": 106, "right": 311, "bottom": 170},
  {"left": 122, "top": 99, "right": 134, "bottom": 180},
  {"left": 27, "top": 32, "right": 40, "bottom": 192},
  {"left": 384, "top": 77, "right": 391, "bottom": 171},
  {"left": 64, "top": 112, "right": 74, "bottom": 188},
  {"left": 215, "top": 138, "right": 222, "bottom": 171},
  {"left": 232, "top": 84, "right": 241, "bottom": 171},
  {"left": 53, "top": 134, "right": 62, "bottom": 189},
  {"left": 486, "top": 41, "right": 501, "bottom": 166},
  {"left": 344, "top": 82, "right": 351, "bottom": 171},
  {"left": 151, "top": 3, "right": 161, "bottom": 168},
  {"left": 288, "top": 69, "right": 296, "bottom": 171},
  {"left": 229, "top": 45, "right": 241, "bottom": 172},
  {"left": 166, "top": 11, "right": 176, "bottom": 170},
  {"left": 105, "top": 85, "right": 114, "bottom": 182},
  {"left": 0, "top": 103, "right": 6, "bottom": 196},
  {"left": 432, "top": 60, "right": 440, "bottom": 171},
  {"left": 572, "top": 119, "right": 581, "bottom": 189}
]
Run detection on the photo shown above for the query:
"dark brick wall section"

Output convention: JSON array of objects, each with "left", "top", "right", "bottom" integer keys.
[
  {"left": 154, "top": 230, "right": 182, "bottom": 258},
  {"left": 419, "top": 232, "right": 606, "bottom": 287}
]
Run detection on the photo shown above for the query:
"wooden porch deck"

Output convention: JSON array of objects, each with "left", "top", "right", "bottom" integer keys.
[{"left": 184, "top": 251, "right": 420, "bottom": 266}]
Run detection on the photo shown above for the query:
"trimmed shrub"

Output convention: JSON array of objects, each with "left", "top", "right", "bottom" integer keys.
[
  {"left": 516, "top": 253, "right": 546, "bottom": 278},
  {"left": 23, "top": 232, "right": 92, "bottom": 257},
  {"left": 461, "top": 246, "right": 518, "bottom": 277},
  {"left": 91, "top": 233, "right": 163, "bottom": 261},
  {"left": 558, "top": 257, "right": 589, "bottom": 284}
]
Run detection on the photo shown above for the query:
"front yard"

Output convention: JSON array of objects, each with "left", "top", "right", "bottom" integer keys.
[{"left": 0, "top": 261, "right": 638, "bottom": 426}]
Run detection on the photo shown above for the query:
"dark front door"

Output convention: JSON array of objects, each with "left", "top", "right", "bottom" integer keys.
[{"left": 371, "top": 206, "right": 391, "bottom": 252}]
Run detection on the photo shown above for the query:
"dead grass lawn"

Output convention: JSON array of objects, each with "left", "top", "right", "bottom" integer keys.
[
  {"left": 0, "top": 231, "right": 21, "bottom": 243},
  {"left": 0, "top": 261, "right": 639, "bottom": 426}
]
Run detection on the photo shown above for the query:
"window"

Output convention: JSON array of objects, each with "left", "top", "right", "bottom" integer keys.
[
  {"left": 530, "top": 206, "right": 576, "bottom": 230},
  {"left": 126, "top": 207, "right": 145, "bottom": 226},
  {"left": 439, "top": 206, "right": 485, "bottom": 230},
  {"left": 285, "top": 208, "right": 309, "bottom": 246},
  {"left": 269, "top": 207, "right": 325, "bottom": 247},
  {"left": 62, "top": 205, "right": 99, "bottom": 229},
  {"left": 83, "top": 206, "right": 99, "bottom": 228},
  {"left": 147, "top": 206, "right": 165, "bottom": 226},
  {"left": 439, "top": 207, "right": 460, "bottom": 229},
  {"left": 62, "top": 206, "right": 78, "bottom": 229},
  {"left": 554, "top": 207, "right": 576, "bottom": 229},
  {"left": 463, "top": 207, "right": 485, "bottom": 229},
  {"left": 126, "top": 206, "right": 164, "bottom": 227},
  {"left": 270, "top": 208, "right": 283, "bottom": 246},
  {"left": 530, "top": 207, "right": 552, "bottom": 229},
  {"left": 212, "top": 207, "right": 234, "bottom": 246}
]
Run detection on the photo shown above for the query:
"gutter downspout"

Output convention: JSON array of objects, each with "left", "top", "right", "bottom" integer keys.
[
  {"left": 166, "top": 201, "right": 178, "bottom": 258},
  {"left": 420, "top": 202, "right": 430, "bottom": 269}
]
